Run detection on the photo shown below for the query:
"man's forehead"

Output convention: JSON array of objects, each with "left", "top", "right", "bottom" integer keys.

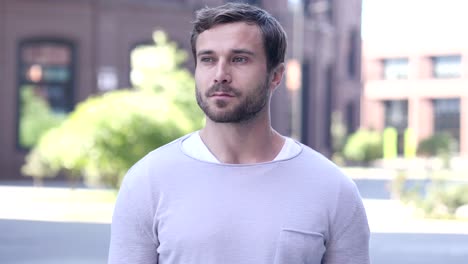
[
  {"left": 198, "top": 22, "right": 261, "bottom": 42},
  {"left": 196, "top": 22, "right": 263, "bottom": 52}
]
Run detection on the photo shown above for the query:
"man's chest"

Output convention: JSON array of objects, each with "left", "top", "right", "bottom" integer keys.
[{"left": 153, "top": 181, "right": 329, "bottom": 264}]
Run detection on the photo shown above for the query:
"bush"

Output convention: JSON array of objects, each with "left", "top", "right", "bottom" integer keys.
[
  {"left": 392, "top": 175, "right": 468, "bottom": 219},
  {"left": 419, "top": 182, "right": 468, "bottom": 219},
  {"left": 423, "top": 183, "right": 468, "bottom": 217},
  {"left": 417, "top": 133, "right": 455, "bottom": 157},
  {"left": 22, "top": 30, "right": 204, "bottom": 188},
  {"left": 343, "top": 129, "right": 383, "bottom": 165},
  {"left": 22, "top": 90, "right": 200, "bottom": 188},
  {"left": 19, "top": 86, "right": 66, "bottom": 148}
]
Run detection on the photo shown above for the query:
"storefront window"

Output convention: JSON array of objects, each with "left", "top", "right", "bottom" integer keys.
[{"left": 17, "top": 39, "right": 75, "bottom": 148}]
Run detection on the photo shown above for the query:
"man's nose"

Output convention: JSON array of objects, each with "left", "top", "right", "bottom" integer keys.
[{"left": 214, "top": 61, "right": 232, "bottom": 84}]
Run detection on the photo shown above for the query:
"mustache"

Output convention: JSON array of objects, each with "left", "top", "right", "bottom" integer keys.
[{"left": 206, "top": 83, "right": 241, "bottom": 97}]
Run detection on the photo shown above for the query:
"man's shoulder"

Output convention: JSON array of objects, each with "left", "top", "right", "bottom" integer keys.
[
  {"left": 294, "top": 143, "right": 355, "bottom": 186},
  {"left": 121, "top": 134, "right": 191, "bottom": 185}
]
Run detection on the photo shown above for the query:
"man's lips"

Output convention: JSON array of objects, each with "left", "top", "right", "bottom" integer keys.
[{"left": 210, "top": 92, "right": 235, "bottom": 97}]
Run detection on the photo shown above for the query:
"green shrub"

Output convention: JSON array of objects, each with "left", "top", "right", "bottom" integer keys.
[
  {"left": 382, "top": 127, "right": 397, "bottom": 159},
  {"left": 22, "top": 90, "right": 200, "bottom": 188},
  {"left": 417, "top": 133, "right": 455, "bottom": 157},
  {"left": 22, "top": 30, "right": 204, "bottom": 188},
  {"left": 19, "top": 86, "right": 66, "bottom": 148},
  {"left": 404, "top": 128, "right": 417, "bottom": 158},
  {"left": 343, "top": 129, "right": 383, "bottom": 165},
  {"left": 421, "top": 182, "right": 468, "bottom": 218},
  {"left": 393, "top": 176, "right": 468, "bottom": 219}
]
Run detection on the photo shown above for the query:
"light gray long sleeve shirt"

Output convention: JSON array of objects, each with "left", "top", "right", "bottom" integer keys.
[{"left": 108, "top": 136, "right": 370, "bottom": 264}]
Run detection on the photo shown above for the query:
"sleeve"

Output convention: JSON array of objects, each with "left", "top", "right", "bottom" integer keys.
[
  {"left": 108, "top": 168, "right": 159, "bottom": 264},
  {"left": 322, "top": 179, "right": 370, "bottom": 264}
]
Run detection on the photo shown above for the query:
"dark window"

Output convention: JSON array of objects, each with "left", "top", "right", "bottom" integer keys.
[
  {"left": 325, "top": 0, "right": 333, "bottom": 22},
  {"left": 304, "top": 0, "right": 333, "bottom": 22},
  {"left": 432, "top": 55, "right": 461, "bottom": 78},
  {"left": 347, "top": 29, "right": 359, "bottom": 79},
  {"left": 324, "top": 65, "right": 333, "bottom": 149},
  {"left": 227, "top": 0, "right": 261, "bottom": 6},
  {"left": 345, "top": 102, "right": 356, "bottom": 134},
  {"left": 301, "top": 60, "right": 311, "bottom": 145},
  {"left": 384, "top": 100, "right": 408, "bottom": 154},
  {"left": 304, "top": 0, "right": 312, "bottom": 16},
  {"left": 433, "top": 98, "right": 460, "bottom": 149},
  {"left": 17, "top": 39, "right": 75, "bottom": 149},
  {"left": 382, "top": 58, "right": 409, "bottom": 79},
  {"left": 384, "top": 100, "right": 408, "bottom": 131}
]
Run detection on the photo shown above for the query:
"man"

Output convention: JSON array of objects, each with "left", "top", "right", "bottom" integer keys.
[{"left": 108, "top": 3, "right": 369, "bottom": 264}]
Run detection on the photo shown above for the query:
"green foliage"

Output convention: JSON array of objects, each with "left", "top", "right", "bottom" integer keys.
[
  {"left": 19, "top": 86, "right": 66, "bottom": 147},
  {"left": 130, "top": 31, "right": 203, "bottom": 124},
  {"left": 330, "top": 111, "right": 347, "bottom": 165},
  {"left": 422, "top": 183, "right": 468, "bottom": 217},
  {"left": 382, "top": 127, "right": 397, "bottom": 159},
  {"left": 22, "top": 30, "right": 204, "bottom": 188},
  {"left": 404, "top": 128, "right": 417, "bottom": 159},
  {"left": 343, "top": 129, "right": 383, "bottom": 165},
  {"left": 392, "top": 174, "right": 468, "bottom": 219},
  {"left": 417, "top": 133, "right": 455, "bottom": 157}
]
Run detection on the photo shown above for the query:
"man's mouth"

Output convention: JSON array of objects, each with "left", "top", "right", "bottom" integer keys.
[{"left": 210, "top": 92, "right": 235, "bottom": 97}]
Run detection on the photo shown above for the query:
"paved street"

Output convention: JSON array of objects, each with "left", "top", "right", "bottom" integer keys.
[
  {"left": 370, "top": 232, "right": 468, "bottom": 264},
  {"left": 1, "top": 180, "right": 468, "bottom": 263},
  {"left": 0, "top": 219, "right": 109, "bottom": 264},
  {"left": 1, "top": 218, "right": 468, "bottom": 264}
]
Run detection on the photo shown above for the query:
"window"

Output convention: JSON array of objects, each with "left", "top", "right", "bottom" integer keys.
[
  {"left": 325, "top": 65, "right": 333, "bottom": 149},
  {"left": 382, "top": 58, "right": 409, "bottom": 80},
  {"left": 301, "top": 60, "right": 311, "bottom": 145},
  {"left": 345, "top": 102, "right": 356, "bottom": 134},
  {"left": 384, "top": 100, "right": 408, "bottom": 154},
  {"left": 227, "top": 0, "right": 261, "bottom": 6},
  {"left": 433, "top": 98, "right": 460, "bottom": 149},
  {"left": 432, "top": 55, "right": 461, "bottom": 78},
  {"left": 347, "top": 29, "right": 359, "bottom": 79},
  {"left": 384, "top": 100, "right": 408, "bottom": 131},
  {"left": 304, "top": 0, "right": 333, "bottom": 22},
  {"left": 17, "top": 39, "right": 75, "bottom": 149}
]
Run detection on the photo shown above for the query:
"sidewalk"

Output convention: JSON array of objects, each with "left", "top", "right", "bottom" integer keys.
[
  {"left": 364, "top": 199, "right": 468, "bottom": 234},
  {"left": 0, "top": 185, "right": 114, "bottom": 224},
  {"left": 1, "top": 185, "right": 468, "bottom": 234}
]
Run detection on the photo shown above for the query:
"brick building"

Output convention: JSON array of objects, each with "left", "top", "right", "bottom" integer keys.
[
  {"left": 361, "top": 38, "right": 468, "bottom": 157},
  {"left": 0, "top": 0, "right": 362, "bottom": 179}
]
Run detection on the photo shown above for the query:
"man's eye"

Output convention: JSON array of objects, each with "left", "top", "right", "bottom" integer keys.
[
  {"left": 200, "top": 57, "right": 214, "bottom": 63},
  {"left": 232, "top": 57, "right": 247, "bottom": 63}
]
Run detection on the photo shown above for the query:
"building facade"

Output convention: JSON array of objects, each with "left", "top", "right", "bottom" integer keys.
[
  {"left": 362, "top": 39, "right": 468, "bottom": 157},
  {"left": 0, "top": 0, "right": 362, "bottom": 179}
]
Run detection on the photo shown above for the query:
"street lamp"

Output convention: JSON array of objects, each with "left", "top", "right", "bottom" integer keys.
[
  {"left": 287, "top": 0, "right": 305, "bottom": 141},
  {"left": 286, "top": 0, "right": 330, "bottom": 143}
]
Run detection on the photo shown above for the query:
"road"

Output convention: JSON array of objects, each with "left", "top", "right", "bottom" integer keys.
[
  {"left": 1, "top": 219, "right": 468, "bottom": 264},
  {"left": 0, "top": 219, "right": 109, "bottom": 264}
]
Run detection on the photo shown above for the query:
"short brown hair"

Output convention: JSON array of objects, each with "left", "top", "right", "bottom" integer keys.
[{"left": 191, "top": 2, "right": 287, "bottom": 72}]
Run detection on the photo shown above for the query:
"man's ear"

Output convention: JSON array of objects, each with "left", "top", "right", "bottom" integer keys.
[{"left": 269, "top": 63, "right": 285, "bottom": 90}]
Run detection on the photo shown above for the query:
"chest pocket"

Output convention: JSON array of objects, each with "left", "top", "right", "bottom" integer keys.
[{"left": 273, "top": 229, "right": 326, "bottom": 264}]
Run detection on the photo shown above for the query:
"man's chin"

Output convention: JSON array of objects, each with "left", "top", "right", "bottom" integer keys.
[{"left": 206, "top": 112, "right": 240, "bottom": 123}]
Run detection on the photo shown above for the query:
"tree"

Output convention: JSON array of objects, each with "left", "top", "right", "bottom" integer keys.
[
  {"left": 19, "top": 86, "right": 66, "bottom": 148},
  {"left": 343, "top": 129, "right": 383, "bottom": 166},
  {"left": 22, "top": 31, "right": 203, "bottom": 188}
]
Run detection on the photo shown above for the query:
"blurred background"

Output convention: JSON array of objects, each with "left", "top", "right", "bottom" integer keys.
[{"left": 0, "top": 0, "right": 467, "bottom": 263}]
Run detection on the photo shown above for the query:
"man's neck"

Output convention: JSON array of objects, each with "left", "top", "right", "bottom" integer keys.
[{"left": 199, "top": 116, "right": 285, "bottom": 164}]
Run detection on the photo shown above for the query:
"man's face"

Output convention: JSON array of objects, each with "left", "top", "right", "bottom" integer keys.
[{"left": 194, "top": 22, "right": 272, "bottom": 123}]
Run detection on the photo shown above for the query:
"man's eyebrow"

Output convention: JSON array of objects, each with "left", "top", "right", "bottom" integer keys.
[
  {"left": 196, "top": 49, "right": 255, "bottom": 57},
  {"left": 197, "top": 50, "right": 214, "bottom": 57},
  {"left": 232, "top": 49, "right": 255, "bottom": 56}
]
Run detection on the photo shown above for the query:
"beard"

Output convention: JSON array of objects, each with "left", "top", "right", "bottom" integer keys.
[{"left": 196, "top": 78, "right": 270, "bottom": 123}]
